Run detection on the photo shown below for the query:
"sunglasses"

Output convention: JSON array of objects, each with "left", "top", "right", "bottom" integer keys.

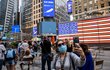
[{"left": 58, "top": 43, "right": 64, "bottom": 46}]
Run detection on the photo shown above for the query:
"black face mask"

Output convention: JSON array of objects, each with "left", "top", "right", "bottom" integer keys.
[{"left": 58, "top": 43, "right": 64, "bottom": 47}]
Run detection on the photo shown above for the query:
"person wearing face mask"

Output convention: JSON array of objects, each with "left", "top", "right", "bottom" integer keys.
[{"left": 51, "top": 40, "right": 86, "bottom": 70}]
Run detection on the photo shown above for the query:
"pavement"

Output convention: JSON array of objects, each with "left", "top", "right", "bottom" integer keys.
[{"left": 2, "top": 50, "right": 110, "bottom": 70}]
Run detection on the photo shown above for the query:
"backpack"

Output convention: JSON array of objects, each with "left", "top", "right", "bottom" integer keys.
[{"left": 5, "top": 49, "right": 16, "bottom": 60}]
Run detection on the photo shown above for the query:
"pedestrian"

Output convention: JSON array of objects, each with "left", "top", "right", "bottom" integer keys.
[
  {"left": 20, "top": 49, "right": 33, "bottom": 70},
  {"left": 78, "top": 43, "right": 94, "bottom": 70},
  {"left": 51, "top": 40, "right": 85, "bottom": 70},
  {"left": 5, "top": 44, "right": 16, "bottom": 70},
  {"left": 0, "top": 38, "right": 6, "bottom": 70},
  {"left": 40, "top": 36, "right": 52, "bottom": 70},
  {"left": 19, "top": 40, "right": 29, "bottom": 60},
  {"left": 65, "top": 39, "right": 73, "bottom": 52}
]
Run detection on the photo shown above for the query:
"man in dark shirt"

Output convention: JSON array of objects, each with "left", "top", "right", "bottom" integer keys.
[{"left": 40, "top": 36, "right": 52, "bottom": 70}]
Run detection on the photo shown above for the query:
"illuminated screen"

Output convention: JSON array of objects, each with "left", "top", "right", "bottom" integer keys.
[{"left": 58, "top": 22, "right": 78, "bottom": 35}]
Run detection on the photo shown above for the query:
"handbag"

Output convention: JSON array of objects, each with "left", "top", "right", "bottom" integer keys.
[{"left": 48, "top": 53, "right": 54, "bottom": 61}]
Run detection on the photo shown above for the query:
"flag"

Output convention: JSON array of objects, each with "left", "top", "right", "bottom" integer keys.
[{"left": 58, "top": 16, "right": 110, "bottom": 43}]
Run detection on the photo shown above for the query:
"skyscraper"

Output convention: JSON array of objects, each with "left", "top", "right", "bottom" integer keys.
[
  {"left": 2, "top": 0, "right": 15, "bottom": 33},
  {"left": 21, "top": 0, "right": 42, "bottom": 36},
  {"left": 55, "top": 0, "right": 70, "bottom": 23},
  {"left": 14, "top": 0, "right": 19, "bottom": 25}
]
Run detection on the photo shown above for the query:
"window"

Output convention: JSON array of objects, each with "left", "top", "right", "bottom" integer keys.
[
  {"left": 34, "top": 21, "right": 36, "bottom": 24},
  {"left": 108, "top": 2, "right": 110, "bottom": 6},
  {"left": 79, "top": 9, "right": 82, "bottom": 13},
  {"left": 39, "top": 4, "right": 40, "bottom": 7},
  {"left": 34, "top": 1, "right": 35, "bottom": 5},
  {"left": 34, "top": 11, "right": 35, "bottom": 14},
  {"left": 36, "top": 20, "right": 38, "bottom": 23},
  {"left": 80, "top": 15, "right": 82, "bottom": 18},
  {"left": 75, "top": 10, "right": 77, "bottom": 14},
  {"left": 75, "top": 7, "right": 77, "bottom": 10},
  {"left": 36, "top": 6, "right": 38, "bottom": 9},
  {"left": 84, "top": 8, "right": 87, "bottom": 11},
  {"left": 39, "top": 9, "right": 40, "bottom": 12},
  {"left": 39, "top": 0, "right": 41, "bottom": 2},
  {"left": 89, "top": 1, "right": 92, "bottom": 4},
  {"left": 101, "top": 4, "right": 104, "bottom": 8}
]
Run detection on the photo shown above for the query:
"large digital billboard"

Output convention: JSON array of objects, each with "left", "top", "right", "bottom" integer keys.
[
  {"left": 39, "top": 22, "right": 56, "bottom": 35},
  {"left": 11, "top": 25, "right": 20, "bottom": 33},
  {"left": 43, "top": 0, "right": 55, "bottom": 17},
  {"left": 67, "top": 0, "right": 72, "bottom": 13},
  {"left": 58, "top": 22, "right": 78, "bottom": 35}
]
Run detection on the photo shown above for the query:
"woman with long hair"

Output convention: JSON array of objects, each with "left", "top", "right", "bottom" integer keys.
[{"left": 52, "top": 41, "right": 86, "bottom": 70}]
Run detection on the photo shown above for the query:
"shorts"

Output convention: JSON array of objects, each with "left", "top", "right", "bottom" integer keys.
[{"left": 6, "top": 60, "right": 15, "bottom": 65}]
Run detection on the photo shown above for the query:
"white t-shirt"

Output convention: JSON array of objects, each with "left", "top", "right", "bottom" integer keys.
[
  {"left": 0, "top": 44, "right": 6, "bottom": 60},
  {"left": 20, "top": 43, "right": 29, "bottom": 51}
]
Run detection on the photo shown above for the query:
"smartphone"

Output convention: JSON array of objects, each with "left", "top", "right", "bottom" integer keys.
[{"left": 73, "top": 37, "right": 79, "bottom": 47}]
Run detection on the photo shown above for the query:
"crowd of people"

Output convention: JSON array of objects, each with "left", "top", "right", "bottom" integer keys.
[{"left": 0, "top": 36, "right": 95, "bottom": 70}]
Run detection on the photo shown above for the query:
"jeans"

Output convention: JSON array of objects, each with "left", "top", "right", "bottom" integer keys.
[
  {"left": 42, "top": 53, "right": 51, "bottom": 70},
  {"left": 0, "top": 59, "right": 3, "bottom": 70}
]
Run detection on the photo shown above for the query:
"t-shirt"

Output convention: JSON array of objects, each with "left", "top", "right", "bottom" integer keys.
[
  {"left": 0, "top": 44, "right": 6, "bottom": 59},
  {"left": 40, "top": 40, "right": 51, "bottom": 54},
  {"left": 20, "top": 43, "right": 29, "bottom": 51}
]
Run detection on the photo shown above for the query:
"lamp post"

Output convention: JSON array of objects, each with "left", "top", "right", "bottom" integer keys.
[{"left": 19, "top": 12, "right": 23, "bottom": 41}]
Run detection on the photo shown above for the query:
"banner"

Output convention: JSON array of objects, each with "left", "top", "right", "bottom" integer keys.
[
  {"left": 43, "top": 0, "right": 55, "bottom": 17},
  {"left": 11, "top": 25, "right": 20, "bottom": 33},
  {"left": 67, "top": 0, "right": 72, "bottom": 13},
  {"left": 33, "top": 26, "right": 37, "bottom": 37}
]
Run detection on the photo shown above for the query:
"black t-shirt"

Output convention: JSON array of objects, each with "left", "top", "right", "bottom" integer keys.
[
  {"left": 40, "top": 40, "right": 51, "bottom": 54},
  {"left": 67, "top": 45, "right": 72, "bottom": 52}
]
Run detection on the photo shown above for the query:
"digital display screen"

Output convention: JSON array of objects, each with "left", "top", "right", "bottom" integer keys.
[
  {"left": 67, "top": 0, "right": 72, "bottom": 13},
  {"left": 40, "top": 22, "right": 56, "bottom": 35},
  {"left": 11, "top": 25, "right": 20, "bottom": 33},
  {"left": 58, "top": 22, "right": 78, "bottom": 35},
  {"left": 33, "top": 27, "right": 37, "bottom": 37},
  {"left": 43, "top": 0, "right": 55, "bottom": 17}
]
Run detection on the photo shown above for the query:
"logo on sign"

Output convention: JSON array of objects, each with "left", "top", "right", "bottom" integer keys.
[{"left": 45, "top": 8, "right": 53, "bottom": 13}]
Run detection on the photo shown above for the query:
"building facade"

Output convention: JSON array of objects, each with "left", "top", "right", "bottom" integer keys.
[
  {"left": 0, "top": 0, "right": 14, "bottom": 36},
  {"left": 73, "top": 0, "right": 110, "bottom": 20},
  {"left": 21, "top": 0, "right": 43, "bottom": 39},
  {"left": 14, "top": 0, "right": 19, "bottom": 25},
  {"left": 22, "top": 0, "right": 42, "bottom": 29},
  {"left": 0, "top": 0, "right": 7, "bottom": 25},
  {"left": 55, "top": 0, "right": 70, "bottom": 23}
]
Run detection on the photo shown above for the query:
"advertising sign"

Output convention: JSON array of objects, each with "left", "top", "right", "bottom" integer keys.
[
  {"left": 33, "top": 27, "right": 37, "bottom": 37},
  {"left": 43, "top": 0, "right": 55, "bottom": 17},
  {"left": 39, "top": 22, "right": 56, "bottom": 35},
  {"left": 11, "top": 25, "right": 20, "bottom": 33},
  {"left": 67, "top": 0, "right": 72, "bottom": 13}
]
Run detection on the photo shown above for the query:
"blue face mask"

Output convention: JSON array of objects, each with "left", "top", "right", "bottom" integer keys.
[{"left": 58, "top": 45, "right": 67, "bottom": 53}]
